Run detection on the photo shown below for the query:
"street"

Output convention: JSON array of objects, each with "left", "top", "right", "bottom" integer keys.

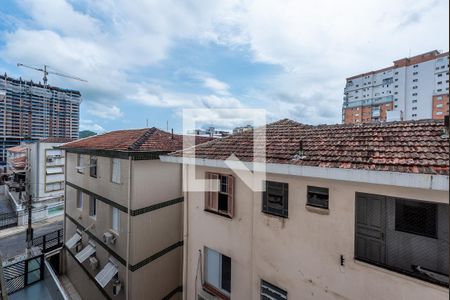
[{"left": 0, "top": 219, "right": 63, "bottom": 258}]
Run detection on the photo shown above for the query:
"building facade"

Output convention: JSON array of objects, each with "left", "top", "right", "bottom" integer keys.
[
  {"left": 0, "top": 74, "right": 81, "bottom": 165},
  {"left": 60, "top": 128, "right": 211, "bottom": 300},
  {"left": 343, "top": 50, "right": 449, "bottom": 124},
  {"left": 162, "top": 119, "right": 449, "bottom": 300}
]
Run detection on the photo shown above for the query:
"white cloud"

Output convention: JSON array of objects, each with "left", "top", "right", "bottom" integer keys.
[
  {"left": 86, "top": 103, "right": 123, "bottom": 119},
  {"left": 1, "top": 0, "right": 448, "bottom": 126},
  {"left": 80, "top": 119, "right": 105, "bottom": 132}
]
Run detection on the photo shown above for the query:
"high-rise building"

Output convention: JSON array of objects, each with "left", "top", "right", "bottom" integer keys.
[
  {"left": 0, "top": 74, "right": 81, "bottom": 165},
  {"left": 343, "top": 50, "right": 449, "bottom": 124}
]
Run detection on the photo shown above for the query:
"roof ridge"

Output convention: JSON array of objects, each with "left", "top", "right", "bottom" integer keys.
[{"left": 127, "top": 127, "right": 158, "bottom": 151}]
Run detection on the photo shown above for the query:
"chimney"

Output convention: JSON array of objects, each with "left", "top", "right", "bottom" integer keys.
[{"left": 171, "top": 128, "right": 174, "bottom": 139}]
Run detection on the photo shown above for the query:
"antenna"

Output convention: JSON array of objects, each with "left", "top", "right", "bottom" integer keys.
[{"left": 17, "top": 63, "right": 87, "bottom": 86}]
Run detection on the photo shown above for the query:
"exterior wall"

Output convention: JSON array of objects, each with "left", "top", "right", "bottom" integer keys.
[
  {"left": 64, "top": 153, "right": 183, "bottom": 299},
  {"left": 129, "top": 159, "right": 183, "bottom": 299},
  {"left": 343, "top": 51, "right": 449, "bottom": 123},
  {"left": 184, "top": 165, "right": 449, "bottom": 300},
  {"left": 432, "top": 94, "right": 450, "bottom": 119},
  {"left": 343, "top": 102, "right": 393, "bottom": 124}
]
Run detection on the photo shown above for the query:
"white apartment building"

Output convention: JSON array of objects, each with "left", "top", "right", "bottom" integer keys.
[{"left": 343, "top": 50, "right": 449, "bottom": 124}]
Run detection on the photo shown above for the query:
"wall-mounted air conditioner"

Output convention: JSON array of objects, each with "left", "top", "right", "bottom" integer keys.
[
  {"left": 113, "top": 280, "right": 122, "bottom": 296},
  {"left": 103, "top": 232, "right": 117, "bottom": 245},
  {"left": 89, "top": 256, "right": 99, "bottom": 270}
]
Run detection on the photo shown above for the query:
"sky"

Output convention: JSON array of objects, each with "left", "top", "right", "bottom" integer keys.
[{"left": 0, "top": 0, "right": 448, "bottom": 133}]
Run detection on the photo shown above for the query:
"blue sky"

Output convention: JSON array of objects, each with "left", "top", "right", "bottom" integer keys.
[{"left": 0, "top": 0, "right": 448, "bottom": 133}]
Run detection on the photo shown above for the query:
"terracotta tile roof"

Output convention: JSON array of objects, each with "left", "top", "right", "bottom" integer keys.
[
  {"left": 11, "top": 156, "right": 27, "bottom": 169},
  {"left": 40, "top": 137, "right": 76, "bottom": 143},
  {"left": 60, "top": 127, "right": 213, "bottom": 152},
  {"left": 171, "top": 119, "right": 449, "bottom": 175},
  {"left": 7, "top": 145, "right": 27, "bottom": 153}
]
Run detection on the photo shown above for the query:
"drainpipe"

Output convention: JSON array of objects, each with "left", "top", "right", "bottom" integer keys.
[
  {"left": 62, "top": 151, "right": 67, "bottom": 274},
  {"left": 182, "top": 164, "right": 189, "bottom": 300},
  {"left": 125, "top": 156, "right": 132, "bottom": 300}
]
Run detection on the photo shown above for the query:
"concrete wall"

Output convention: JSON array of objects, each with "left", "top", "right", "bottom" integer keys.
[
  {"left": 64, "top": 153, "right": 183, "bottom": 299},
  {"left": 184, "top": 165, "right": 449, "bottom": 300}
]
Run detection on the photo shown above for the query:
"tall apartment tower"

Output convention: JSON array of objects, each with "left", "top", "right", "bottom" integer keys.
[
  {"left": 0, "top": 74, "right": 81, "bottom": 165},
  {"left": 343, "top": 50, "right": 449, "bottom": 124}
]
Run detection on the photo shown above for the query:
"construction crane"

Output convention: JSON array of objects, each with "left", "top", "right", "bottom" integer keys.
[{"left": 17, "top": 63, "right": 87, "bottom": 86}]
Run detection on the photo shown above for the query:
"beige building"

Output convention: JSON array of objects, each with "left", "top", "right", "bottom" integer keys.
[
  {"left": 60, "top": 128, "right": 211, "bottom": 300},
  {"left": 161, "top": 119, "right": 449, "bottom": 300}
]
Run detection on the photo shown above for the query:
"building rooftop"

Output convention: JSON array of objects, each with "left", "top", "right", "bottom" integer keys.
[
  {"left": 169, "top": 119, "right": 449, "bottom": 175},
  {"left": 7, "top": 145, "right": 27, "bottom": 153},
  {"left": 60, "top": 127, "right": 213, "bottom": 152},
  {"left": 40, "top": 137, "right": 76, "bottom": 143}
]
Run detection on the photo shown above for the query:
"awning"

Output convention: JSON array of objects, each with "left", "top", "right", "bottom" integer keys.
[
  {"left": 95, "top": 262, "right": 118, "bottom": 288},
  {"left": 65, "top": 233, "right": 81, "bottom": 249},
  {"left": 75, "top": 244, "right": 96, "bottom": 263}
]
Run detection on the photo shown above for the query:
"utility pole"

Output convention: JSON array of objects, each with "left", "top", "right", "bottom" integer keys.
[{"left": 24, "top": 147, "right": 33, "bottom": 255}]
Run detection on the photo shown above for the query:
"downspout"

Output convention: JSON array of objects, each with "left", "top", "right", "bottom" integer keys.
[
  {"left": 62, "top": 151, "right": 67, "bottom": 274},
  {"left": 125, "top": 156, "right": 132, "bottom": 300},
  {"left": 36, "top": 141, "right": 39, "bottom": 200},
  {"left": 182, "top": 164, "right": 189, "bottom": 300}
]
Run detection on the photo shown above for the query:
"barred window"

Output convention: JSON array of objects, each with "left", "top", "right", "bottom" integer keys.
[
  {"left": 307, "top": 186, "right": 329, "bottom": 209},
  {"left": 263, "top": 181, "right": 288, "bottom": 218}
]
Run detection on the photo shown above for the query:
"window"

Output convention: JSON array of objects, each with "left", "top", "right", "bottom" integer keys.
[
  {"left": 111, "top": 158, "right": 121, "bottom": 184},
  {"left": 412, "top": 107, "right": 417, "bottom": 110},
  {"left": 262, "top": 181, "right": 288, "bottom": 218},
  {"left": 261, "top": 280, "right": 287, "bottom": 300},
  {"left": 90, "top": 156, "right": 97, "bottom": 178},
  {"left": 89, "top": 196, "right": 97, "bottom": 217},
  {"left": 395, "top": 199, "right": 437, "bottom": 238},
  {"left": 438, "top": 74, "right": 443, "bottom": 77},
  {"left": 412, "top": 86, "right": 418, "bottom": 89},
  {"left": 77, "top": 154, "right": 83, "bottom": 174},
  {"left": 413, "top": 64, "right": 418, "bottom": 68},
  {"left": 77, "top": 190, "right": 83, "bottom": 210},
  {"left": 412, "top": 114, "right": 417, "bottom": 117},
  {"left": 436, "top": 111, "right": 443, "bottom": 115},
  {"left": 204, "top": 248, "right": 231, "bottom": 296},
  {"left": 437, "top": 96, "right": 443, "bottom": 101},
  {"left": 412, "top": 100, "right": 417, "bottom": 103},
  {"left": 412, "top": 93, "right": 418, "bottom": 96},
  {"left": 413, "top": 72, "right": 418, "bottom": 75},
  {"left": 355, "top": 193, "right": 448, "bottom": 287},
  {"left": 205, "top": 173, "right": 234, "bottom": 218},
  {"left": 307, "top": 186, "right": 329, "bottom": 209},
  {"left": 413, "top": 79, "right": 418, "bottom": 82},
  {"left": 111, "top": 207, "right": 120, "bottom": 233},
  {"left": 436, "top": 104, "right": 443, "bottom": 108}
]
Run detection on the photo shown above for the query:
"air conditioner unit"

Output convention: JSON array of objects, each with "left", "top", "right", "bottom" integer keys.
[
  {"left": 89, "top": 256, "right": 99, "bottom": 270},
  {"left": 197, "top": 289, "right": 218, "bottom": 300},
  {"left": 75, "top": 241, "right": 83, "bottom": 253},
  {"left": 112, "top": 280, "right": 122, "bottom": 296},
  {"left": 103, "top": 232, "right": 117, "bottom": 245}
]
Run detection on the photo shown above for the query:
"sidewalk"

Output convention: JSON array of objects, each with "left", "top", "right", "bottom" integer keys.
[{"left": 0, "top": 214, "right": 63, "bottom": 239}]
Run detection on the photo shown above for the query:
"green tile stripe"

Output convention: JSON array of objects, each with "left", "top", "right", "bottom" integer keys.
[
  {"left": 65, "top": 181, "right": 183, "bottom": 216},
  {"left": 65, "top": 213, "right": 184, "bottom": 272},
  {"left": 65, "top": 213, "right": 126, "bottom": 266},
  {"left": 130, "top": 197, "right": 184, "bottom": 216},
  {"left": 66, "top": 181, "right": 128, "bottom": 213}
]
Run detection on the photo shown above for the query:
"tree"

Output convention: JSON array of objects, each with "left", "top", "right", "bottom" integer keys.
[{"left": 79, "top": 130, "right": 97, "bottom": 138}]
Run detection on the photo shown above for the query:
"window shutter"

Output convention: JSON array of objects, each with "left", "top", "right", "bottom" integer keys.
[
  {"left": 211, "top": 173, "right": 219, "bottom": 211},
  {"left": 262, "top": 181, "right": 268, "bottom": 211},
  {"left": 227, "top": 175, "right": 234, "bottom": 218},
  {"left": 205, "top": 172, "right": 212, "bottom": 210}
]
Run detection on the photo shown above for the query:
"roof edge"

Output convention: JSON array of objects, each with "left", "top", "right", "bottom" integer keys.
[{"left": 160, "top": 155, "right": 449, "bottom": 191}]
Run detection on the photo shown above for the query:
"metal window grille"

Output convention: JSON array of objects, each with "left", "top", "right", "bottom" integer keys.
[
  {"left": 355, "top": 193, "right": 448, "bottom": 287},
  {"left": 262, "top": 181, "right": 288, "bottom": 218}
]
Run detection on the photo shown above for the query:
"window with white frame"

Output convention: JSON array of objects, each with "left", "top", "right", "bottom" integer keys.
[
  {"left": 77, "top": 190, "right": 83, "bottom": 209},
  {"left": 204, "top": 247, "right": 231, "bottom": 296},
  {"left": 112, "top": 207, "right": 120, "bottom": 233},
  {"left": 111, "top": 158, "right": 121, "bottom": 184}
]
